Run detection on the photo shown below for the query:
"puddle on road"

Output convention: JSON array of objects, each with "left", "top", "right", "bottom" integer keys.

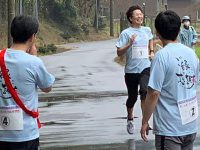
[
  {"left": 38, "top": 95, "right": 154, "bottom": 149},
  {"left": 38, "top": 95, "right": 200, "bottom": 150},
  {"left": 40, "top": 139, "right": 155, "bottom": 150}
]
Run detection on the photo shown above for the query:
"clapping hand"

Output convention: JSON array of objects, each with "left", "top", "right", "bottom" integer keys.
[
  {"left": 28, "top": 44, "right": 37, "bottom": 56},
  {"left": 129, "top": 34, "right": 137, "bottom": 46}
]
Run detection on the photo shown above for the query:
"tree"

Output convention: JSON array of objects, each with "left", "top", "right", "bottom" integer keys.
[
  {"left": 33, "top": 0, "right": 38, "bottom": 19},
  {"left": 8, "top": 0, "right": 15, "bottom": 47},
  {"left": 110, "top": 0, "right": 114, "bottom": 36},
  {"left": 19, "top": 0, "right": 23, "bottom": 14},
  {"left": 15, "top": 0, "right": 23, "bottom": 15},
  {"left": 0, "top": 0, "right": 7, "bottom": 22}
]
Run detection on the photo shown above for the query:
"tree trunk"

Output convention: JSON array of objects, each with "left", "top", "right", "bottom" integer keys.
[
  {"left": 8, "top": 0, "right": 15, "bottom": 47},
  {"left": 110, "top": 0, "right": 114, "bottom": 36},
  {"left": 15, "top": 0, "right": 20, "bottom": 16},
  {"left": 0, "top": 0, "right": 6, "bottom": 22},
  {"left": 0, "top": 0, "right": 3, "bottom": 23},
  {"left": 19, "top": 0, "right": 23, "bottom": 15},
  {"left": 95, "top": 0, "right": 98, "bottom": 32},
  {"left": 33, "top": 0, "right": 38, "bottom": 19}
]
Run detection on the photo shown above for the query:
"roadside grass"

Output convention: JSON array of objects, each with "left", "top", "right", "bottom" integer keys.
[
  {"left": 0, "top": 24, "right": 7, "bottom": 48},
  {"left": 38, "top": 21, "right": 66, "bottom": 45},
  {"left": 0, "top": 21, "right": 114, "bottom": 54},
  {"left": 195, "top": 46, "right": 200, "bottom": 59}
]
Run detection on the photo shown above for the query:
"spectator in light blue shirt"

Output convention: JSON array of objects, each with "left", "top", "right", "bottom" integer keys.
[
  {"left": 141, "top": 11, "right": 199, "bottom": 150},
  {"left": 0, "top": 15, "right": 55, "bottom": 150}
]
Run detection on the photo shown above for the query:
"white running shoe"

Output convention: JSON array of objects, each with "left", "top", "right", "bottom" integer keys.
[{"left": 127, "top": 120, "right": 134, "bottom": 134}]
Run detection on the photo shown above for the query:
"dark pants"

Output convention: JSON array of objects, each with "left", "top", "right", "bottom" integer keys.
[
  {"left": 125, "top": 67, "right": 150, "bottom": 108},
  {"left": 0, "top": 138, "right": 39, "bottom": 150},
  {"left": 155, "top": 134, "right": 196, "bottom": 150}
]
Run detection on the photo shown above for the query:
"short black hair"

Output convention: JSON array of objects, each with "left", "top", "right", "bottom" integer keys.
[
  {"left": 126, "top": 5, "right": 143, "bottom": 24},
  {"left": 155, "top": 10, "right": 181, "bottom": 41},
  {"left": 11, "top": 15, "right": 39, "bottom": 43}
]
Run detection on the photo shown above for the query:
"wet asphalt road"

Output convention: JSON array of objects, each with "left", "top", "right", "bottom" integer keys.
[{"left": 39, "top": 39, "right": 200, "bottom": 150}]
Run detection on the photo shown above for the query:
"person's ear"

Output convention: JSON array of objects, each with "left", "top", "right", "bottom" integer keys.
[
  {"left": 129, "top": 17, "right": 133, "bottom": 23},
  {"left": 155, "top": 30, "right": 159, "bottom": 36},
  {"left": 155, "top": 30, "right": 162, "bottom": 39},
  {"left": 28, "top": 34, "right": 36, "bottom": 43}
]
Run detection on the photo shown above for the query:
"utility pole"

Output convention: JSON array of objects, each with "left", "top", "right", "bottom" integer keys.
[
  {"left": 95, "top": 0, "right": 98, "bottom": 32},
  {"left": 110, "top": 0, "right": 114, "bottom": 36},
  {"left": 156, "top": 0, "right": 160, "bottom": 14},
  {"left": 142, "top": 2, "right": 146, "bottom": 26},
  {"left": 164, "top": 0, "right": 168, "bottom": 10},
  {"left": 8, "top": 0, "right": 15, "bottom": 47},
  {"left": 19, "top": 0, "right": 22, "bottom": 14}
]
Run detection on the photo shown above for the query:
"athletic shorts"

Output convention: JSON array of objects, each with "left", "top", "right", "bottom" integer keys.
[{"left": 155, "top": 133, "right": 196, "bottom": 150}]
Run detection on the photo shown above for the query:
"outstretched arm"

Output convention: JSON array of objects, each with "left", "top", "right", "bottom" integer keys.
[
  {"left": 192, "top": 27, "right": 198, "bottom": 44},
  {"left": 140, "top": 87, "right": 160, "bottom": 142},
  {"left": 149, "top": 39, "right": 154, "bottom": 59}
]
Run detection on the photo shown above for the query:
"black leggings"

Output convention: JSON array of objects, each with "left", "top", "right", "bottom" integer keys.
[{"left": 125, "top": 67, "right": 150, "bottom": 108}]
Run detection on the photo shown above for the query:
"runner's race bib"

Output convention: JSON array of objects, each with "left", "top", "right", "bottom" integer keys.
[
  {"left": 132, "top": 45, "right": 148, "bottom": 59},
  {"left": 178, "top": 96, "right": 198, "bottom": 125},
  {"left": 0, "top": 105, "right": 23, "bottom": 130}
]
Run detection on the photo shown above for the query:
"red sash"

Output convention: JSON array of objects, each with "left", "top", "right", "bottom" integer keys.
[{"left": 0, "top": 49, "right": 41, "bottom": 128}]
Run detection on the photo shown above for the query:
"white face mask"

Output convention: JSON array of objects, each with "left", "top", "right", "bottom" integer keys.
[{"left": 183, "top": 21, "right": 190, "bottom": 27}]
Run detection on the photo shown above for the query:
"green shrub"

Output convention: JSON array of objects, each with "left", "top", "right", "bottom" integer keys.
[
  {"left": 81, "top": 24, "right": 89, "bottom": 35},
  {"left": 38, "top": 44, "right": 57, "bottom": 54},
  {"left": 47, "top": 44, "right": 57, "bottom": 53},
  {"left": 195, "top": 46, "right": 200, "bottom": 59},
  {"left": 98, "top": 16, "right": 107, "bottom": 30},
  {"left": 60, "top": 32, "right": 72, "bottom": 40}
]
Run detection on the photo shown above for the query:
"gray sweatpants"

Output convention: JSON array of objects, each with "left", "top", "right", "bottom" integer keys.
[{"left": 155, "top": 133, "right": 196, "bottom": 150}]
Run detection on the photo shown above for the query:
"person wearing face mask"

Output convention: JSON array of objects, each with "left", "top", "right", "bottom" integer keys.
[
  {"left": 179, "top": 16, "right": 198, "bottom": 48},
  {"left": 116, "top": 5, "right": 154, "bottom": 135}
]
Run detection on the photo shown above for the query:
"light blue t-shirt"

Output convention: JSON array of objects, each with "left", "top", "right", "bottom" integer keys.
[
  {"left": 116, "top": 26, "right": 153, "bottom": 73},
  {"left": 0, "top": 49, "right": 55, "bottom": 142},
  {"left": 149, "top": 43, "right": 199, "bottom": 136}
]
